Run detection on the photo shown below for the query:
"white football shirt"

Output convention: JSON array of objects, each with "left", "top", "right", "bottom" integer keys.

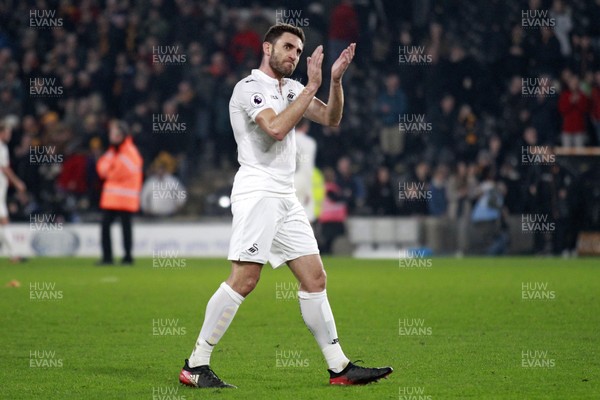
[
  {"left": 140, "top": 174, "right": 186, "bottom": 216},
  {"left": 229, "top": 69, "right": 305, "bottom": 202}
]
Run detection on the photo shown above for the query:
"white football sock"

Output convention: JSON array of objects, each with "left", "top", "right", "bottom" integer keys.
[
  {"left": 298, "top": 290, "right": 349, "bottom": 373},
  {"left": 0, "top": 225, "right": 15, "bottom": 257},
  {"left": 189, "top": 282, "right": 244, "bottom": 367}
]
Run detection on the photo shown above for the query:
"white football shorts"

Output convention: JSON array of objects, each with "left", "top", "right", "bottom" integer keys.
[{"left": 227, "top": 196, "right": 320, "bottom": 268}]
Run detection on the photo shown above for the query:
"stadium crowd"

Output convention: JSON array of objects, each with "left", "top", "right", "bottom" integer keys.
[{"left": 1, "top": 0, "right": 599, "bottom": 255}]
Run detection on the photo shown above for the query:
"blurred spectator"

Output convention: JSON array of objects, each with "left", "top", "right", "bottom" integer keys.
[
  {"left": 156, "top": 81, "right": 198, "bottom": 181},
  {"left": 141, "top": 9, "right": 169, "bottom": 42},
  {"left": 36, "top": 124, "right": 70, "bottom": 216},
  {"left": 504, "top": 25, "right": 528, "bottom": 78},
  {"left": 213, "top": 74, "right": 238, "bottom": 169},
  {"left": 558, "top": 74, "right": 589, "bottom": 147},
  {"left": 520, "top": 131, "right": 550, "bottom": 254},
  {"left": 56, "top": 144, "right": 89, "bottom": 222},
  {"left": 500, "top": 76, "right": 530, "bottom": 142},
  {"left": 498, "top": 156, "right": 525, "bottom": 214},
  {"left": 182, "top": 43, "right": 214, "bottom": 160},
  {"left": 550, "top": 0, "right": 573, "bottom": 57},
  {"left": 229, "top": 18, "right": 261, "bottom": 67},
  {"left": 515, "top": 126, "right": 540, "bottom": 175},
  {"left": 443, "top": 44, "right": 480, "bottom": 106},
  {"left": 570, "top": 34, "right": 597, "bottom": 76},
  {"left": 327, "top": 0, "right": 359, "bottom": 70},
  {"left": 470, "top": 166, "right": 509, "bottom": 255},
  {"left": 121, "top": 73, "right": 150, "bottom": 112},
  {"left": 528, "top": 74, "right": 560, "bottom": 145},
  {"left": 454, "top": 104, "right": 479, "bottom": 162},
  {"left": 376, "top": 73, "right": 408, "bottom": 161},
  {"left": 428, "top": 94, "right": 457, "bottom": 159},
  {"left": 531, "top": 28, "right": 563, "bottom": 76},
  {"left": 447, "top": 161, "right": 476, "bottom": 220},
  {"left": 207, "top": 51, "right": 229, "bottom": 79},
  {"left": 172, "top": 1, "right": 202, "bottom": 46},
  {"left": 547, "top": 164, "right": 578, "bottom": 255},
  {"left": 124, "top": 102, "right": 154, "bottom": 167},
  {"left": 335, "top": 156, "right": 365, "bottom": 213},
  {"left": 488, "top": 135, "right": 505, "bottom": 172},
  {"left": 524, "top": 161, "right": 563, "bottom": 255},
  {"left": 366, "top": 166, "right": 396, "bottom": 216},
  {"left": 447, "top": 161, "right": 477, "bottom": 254},
  {"left": 428, "top": 164, "right": 449, "bottom": 217},
  {"left": 398, "top": 161, "right": 430, "bottom": 216}
]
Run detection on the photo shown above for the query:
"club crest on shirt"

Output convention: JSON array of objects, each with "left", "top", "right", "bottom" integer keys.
[
  {"left": 287, "top": 90, "right": 296, "bottom": 102},
  {"left": 247, "top": 243, "right": 259, "bottom": 254},
  {"left": 251, "top": 93, "right": 265, "bottom": 108}
]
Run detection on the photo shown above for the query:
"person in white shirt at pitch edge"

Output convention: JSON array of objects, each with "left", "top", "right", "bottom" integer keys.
[
  {"left": 140, "top": 163, "right": 186, "bottom": 217},
  {"left": 179, "top": 23, "right": 392, "bottom": 388},
  {"left": 294, "top": 120, "right": 317, "bottom": 223}
]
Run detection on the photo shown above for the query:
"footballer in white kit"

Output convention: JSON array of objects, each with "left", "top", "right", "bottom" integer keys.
[
  {"left": 0, "top": 121, "right": 27, "bottom": 262},
  {"left": 179, "top": 23, "right": 392, "bottom": 388},
  {"left": 227, "top": 67, "right": 318, "bottom": 268}
]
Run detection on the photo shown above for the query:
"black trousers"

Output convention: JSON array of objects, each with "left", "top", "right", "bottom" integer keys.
[{"left": 101, "top": 210, "right": 133, "bottom": 262}]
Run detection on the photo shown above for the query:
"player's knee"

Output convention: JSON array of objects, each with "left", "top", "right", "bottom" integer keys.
[
  {"left": 242, "top": 275, "right": 260, "bottom": 296},
  {"left": 303, "top": 268, "right": 326, "bottom": 292},
  {"left": 230, "top": 274, "right": 260, "bottom": 297},
  {"left": 315, "top": 269, "right": 327, "bottom": 291}
]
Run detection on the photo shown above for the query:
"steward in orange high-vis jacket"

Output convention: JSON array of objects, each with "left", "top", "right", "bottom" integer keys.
[{"left": 96, "top": 120, "right": 143, "bottom": 265}]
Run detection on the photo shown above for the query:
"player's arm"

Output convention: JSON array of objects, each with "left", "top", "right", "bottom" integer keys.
[
  {"left": 0, "top": 166, "right": 26, "bottom": 192},
  {"left": 305, "top": 43, "right": 356, "bottom": 127},
  {"left": 256, "top": 46, "right": 324, "bottom": 141}
]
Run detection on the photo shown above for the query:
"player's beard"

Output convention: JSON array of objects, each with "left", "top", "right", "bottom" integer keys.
[{"left": 269, "top": 49, "right": 295, "bottom": 78}]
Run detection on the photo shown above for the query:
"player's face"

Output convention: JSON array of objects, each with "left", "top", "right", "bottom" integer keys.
[{"left": 269, "top": 32, "right": 303, "bottom": 77}]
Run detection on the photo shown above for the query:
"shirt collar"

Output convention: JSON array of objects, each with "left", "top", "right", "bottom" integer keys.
[{"left": 252, "top": 69, "right": 283, "bottom": 86}]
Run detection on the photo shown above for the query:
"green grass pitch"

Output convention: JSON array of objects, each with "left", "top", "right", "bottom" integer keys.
[{"left": 1, "top": 257, "right": 599, "bottom": 399}]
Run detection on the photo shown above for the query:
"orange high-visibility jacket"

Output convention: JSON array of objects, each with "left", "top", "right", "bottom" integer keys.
[{"left": 97, "top": 136, "right": 143, "bottom": 212}]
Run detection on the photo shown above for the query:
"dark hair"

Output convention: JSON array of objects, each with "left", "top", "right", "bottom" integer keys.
[
  {"left": 112, "top": 119, "right": 130, "bottom": 136},
  {"left": 264, "top": 23, "right": 305, "bottom": 45}
]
